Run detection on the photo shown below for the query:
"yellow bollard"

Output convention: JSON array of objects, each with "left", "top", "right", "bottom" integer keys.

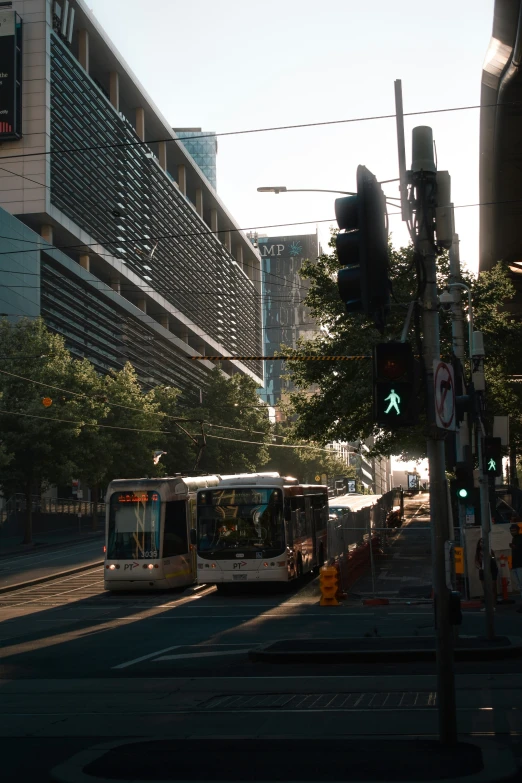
[{"left": 320, "top": 565, "right": 339, "bottom": 606}]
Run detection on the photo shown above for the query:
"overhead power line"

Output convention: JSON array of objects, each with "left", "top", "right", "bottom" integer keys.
[{"left": 0, "top": 100, "right": 514, "bottom": 162}]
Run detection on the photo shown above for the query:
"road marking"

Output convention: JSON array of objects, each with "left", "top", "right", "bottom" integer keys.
[
  {"left": 112, "top": 646, "right": 182, "bottom": 669},
  {"left": 154, "top": 649, "right": 254, "bottom": 661}
]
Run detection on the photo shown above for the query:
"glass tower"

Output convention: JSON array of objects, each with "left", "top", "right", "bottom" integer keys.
[{"left": 173, "top": 128, "right": 218, "bottom": 190}]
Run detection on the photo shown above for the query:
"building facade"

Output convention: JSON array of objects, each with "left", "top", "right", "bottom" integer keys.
[
  {"left": 173, "top": 129, "right": 218, "bottom": 191},
  {"left": 0, "top": 0, "right": 263, "bottom": 399},
  {"left": 253, "top": 232, "right": 320, "bottom": 406}
]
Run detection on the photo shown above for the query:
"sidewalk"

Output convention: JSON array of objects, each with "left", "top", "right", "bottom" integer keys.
[{"left": 349, "top": 493, "right": 433, "bottom": 603}]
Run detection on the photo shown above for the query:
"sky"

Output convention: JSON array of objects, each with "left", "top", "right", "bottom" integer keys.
[
  {"left": 87, "top": 0, "right": 494, "bottom": 276},
  {"left": 87, "top": 0, "right": 495, "bottom": 474}
]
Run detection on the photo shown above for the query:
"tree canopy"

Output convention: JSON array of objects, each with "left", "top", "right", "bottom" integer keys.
[{"left": 281, "top": 234, "right": 522, "bottom": 461}]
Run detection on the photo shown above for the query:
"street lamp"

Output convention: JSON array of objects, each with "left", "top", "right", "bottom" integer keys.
[{"left": 257, "top": 186, "right": 356, "bottom": 195}]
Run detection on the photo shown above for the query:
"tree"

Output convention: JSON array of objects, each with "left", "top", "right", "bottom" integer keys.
[
  {"left": 264, "top": 422, "right": 355, "bottom": 484},
  {"left": 0, "top": 319, "right": 89, "bottom": 543},
  {"left": 196, "top": 368, "right": 271, "bottom": 475},
  {"left": 72, "top": 362, "right": 166, "bottom": 528},
  {"left": 282, "top": 234, "right": 522, "bottom": 461},
  {"left": 150, "top": 384, "right": 199, "bottom": 476}
]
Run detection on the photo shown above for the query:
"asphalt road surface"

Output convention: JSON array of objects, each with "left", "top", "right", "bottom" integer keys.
[
  {"left": 0, "top": 538, "right": 104, "bottom": 590},
  {"left": 1, "top": 495, "right": 522, "bottom": 780}
]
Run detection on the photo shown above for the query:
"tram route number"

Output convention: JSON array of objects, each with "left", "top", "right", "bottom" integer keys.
[{"left": 143, "top": 551, "right": 158, "bottom": 558}]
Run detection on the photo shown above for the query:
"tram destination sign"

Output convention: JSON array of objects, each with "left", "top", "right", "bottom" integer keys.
[{"left": 0, "top": 11, "right": 22, "bottom": 140}]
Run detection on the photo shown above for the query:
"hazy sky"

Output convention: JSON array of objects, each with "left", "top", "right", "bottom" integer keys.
[{"left": 88, "top": 0, "right": 494, "bottom": 275}]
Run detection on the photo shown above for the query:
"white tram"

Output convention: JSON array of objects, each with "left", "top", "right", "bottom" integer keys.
[
  {"left": 104, "top": 475, "right": 221, "bottom": 591},
  {"left": 104, "top": 473, "right": 282, "bottom": 591}
]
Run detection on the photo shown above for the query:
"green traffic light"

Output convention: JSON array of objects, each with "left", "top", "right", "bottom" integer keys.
[{"left": 458, "top": 488, "right": 468, "bottom": 499}]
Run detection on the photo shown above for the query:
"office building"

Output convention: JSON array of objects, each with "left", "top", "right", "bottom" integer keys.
[
  {"left": 251, "top": 232, "right": 320, "bottom": 406},
  {"left": 0, "top": 0, "right": 263, "bottom": 400}
]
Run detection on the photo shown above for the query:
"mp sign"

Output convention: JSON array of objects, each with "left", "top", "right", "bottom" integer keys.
[{"left": 0, "top": 11, "right": 22, "bottom": 140}]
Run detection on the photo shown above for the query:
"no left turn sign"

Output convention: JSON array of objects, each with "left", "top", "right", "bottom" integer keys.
[{"left": 433, "top": 361, "right": 456, "bottom": 431}]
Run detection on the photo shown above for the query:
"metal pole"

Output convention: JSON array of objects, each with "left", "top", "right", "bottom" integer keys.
[
  {"left": 412, "top": 125, "right": 457, "bottom": 745},
  {"left": 368, "top": 513, "right": 376, "bottom": 597},
  {"left": 477, "top": 425, "right": 496, "bottom": 639},
  {"left": 448, "top": 233, "right": 469, "bottom": 598}
]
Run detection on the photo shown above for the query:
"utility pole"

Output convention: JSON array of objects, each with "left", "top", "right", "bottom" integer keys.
[
  {"left": 448, "top": 234, "right": 469, "bottom": 589},
  {"left": 411, "top": 126, "right": 457, "bottom": 745},
  {"left": 472, "top": 333, "right": 496, "bottom": 640}
]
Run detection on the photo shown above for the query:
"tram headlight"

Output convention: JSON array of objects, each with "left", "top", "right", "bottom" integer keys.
[
  {"left": 147, "top": 563, "right": 154, "bottom": 570},
  {"left": 109, "top": 564, "right": 116, "bottom": 570}
]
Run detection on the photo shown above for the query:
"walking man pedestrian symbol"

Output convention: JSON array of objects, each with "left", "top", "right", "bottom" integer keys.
[
  {"left": 488, "top": 458, "right": 496, "bottom": 472},
  {"left": 384, "top": 388, "right": 401, "bottom": 415}
]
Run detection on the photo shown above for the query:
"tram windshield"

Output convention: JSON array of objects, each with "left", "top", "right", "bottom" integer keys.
[
  {"left": 107, "top": 491, "right": 161, "bottom": 560},
  {"left": 197, "top": 487, "right": 284, "bottom": 554}
]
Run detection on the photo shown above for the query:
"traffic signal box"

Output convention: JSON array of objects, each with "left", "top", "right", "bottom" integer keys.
[
  {"left": 483, "top": 437, "right": 502, "bottom": 478},
  {"left": 452, "top": 461, "right": 474, "bottom": 504},
  {"left": 335, "top": 165, "right": 391, "bottom": 332},
  {"left": 373, "top": 342, "right": 418, "bottom": 427}
]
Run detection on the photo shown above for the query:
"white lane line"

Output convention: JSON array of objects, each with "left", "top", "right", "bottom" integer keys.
[
  {"left": 154, "top": 649, "right": 255, "bottom": 661},
  {"left": 112, "top": 646, "right": 181, "bottom": 669}
]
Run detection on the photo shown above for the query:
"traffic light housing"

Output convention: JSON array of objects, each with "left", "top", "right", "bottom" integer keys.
[
  {"left": 373, "top": 342, "right": 419, "bottom": 427},
  {"left": 335, "top": 165, "right": 391, "bottom": 332},
  {"left": 483, "top": 437, "right": 502, "bottom": 478},
  {"left": 452, "top": 461, "right": 474, "bottom": 503}
]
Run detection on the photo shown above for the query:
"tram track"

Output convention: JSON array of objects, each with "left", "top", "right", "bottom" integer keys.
[{"left": 0, "top": 565, "right": 216, "bottom": 608}]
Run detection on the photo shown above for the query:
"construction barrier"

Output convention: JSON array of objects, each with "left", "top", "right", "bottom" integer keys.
[{"left": 319, "top": 566, "right": 339, "bottom": 606}]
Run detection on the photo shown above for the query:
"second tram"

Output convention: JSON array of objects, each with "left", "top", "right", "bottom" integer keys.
[{"left": 193, "top": 473, "right": 329, "bottom": 589}]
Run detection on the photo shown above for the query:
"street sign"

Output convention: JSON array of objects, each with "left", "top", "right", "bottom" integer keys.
[
  {"left": 314, "top": 475, "right": 321, "bottom": 482},
  {"left": 42, "top": 397, "right": 52, "bottom": 407},
  {"left": 454, "top": 546, "right": 464, "bottom": 575},
  {"left": 433, "top": 361, "right": 456, "bottom": 431},
  {"left": 347, "top": 480, "right": 356, "bottom": 493},
  {"left": 407, "top": 473, "right": 419, "bottom": 490}
]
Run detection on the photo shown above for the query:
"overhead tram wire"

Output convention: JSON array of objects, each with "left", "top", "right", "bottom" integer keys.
[
  {"left": 0, "top": 406, "right": 343, "bottom": 454},
  {"left": 0, "top": 191, "right": 513, "bottom": 265},
  {"left": 0, "top": 99, "right": 517, "bottom": 163},
  {"left": 0, "top": 365, "right": 301, "bottom": 442}
]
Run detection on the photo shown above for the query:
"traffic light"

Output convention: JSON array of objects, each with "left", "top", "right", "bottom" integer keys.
[
  {"left": 483, "top": 437, "right": 502, "bottom": 478},
  {"left": 452, "top": 461, "right": 473, "bottom": 503},
  {"left": 335, "top": 165, "right": 391, "bottom": 332},
  {"left": 373, "top": 342, "right": 418, "bottom": 427}
]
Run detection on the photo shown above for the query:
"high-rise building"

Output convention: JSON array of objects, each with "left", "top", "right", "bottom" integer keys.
[
  {"left": 0, "top": 0, "right": 263, "bottom": 400},
  {"left": 251, "top": 232, "right": 320, "bottom": 407},
  {"left": 173, "top": 129, "right": 218, "bottom": 191}
]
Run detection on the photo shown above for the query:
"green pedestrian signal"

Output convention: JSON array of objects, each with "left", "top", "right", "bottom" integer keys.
[
  {"left": 373, "top": 342, "right": 418, "bottom": 427},
  {"left": 483, "top": 437, "right": 502, "bottom": 478},
  {"left": 457, "top": 487, "right": 468, "bottom": 500},
  {"left": 384, "top": 389, "right": 401, "bottom": 415}
]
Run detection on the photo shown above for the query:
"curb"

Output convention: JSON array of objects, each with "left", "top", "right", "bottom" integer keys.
[
  {"left": 49, "top": 737, "right": 518, "bottom": 783},
  {"left": 0, "top": 560, "right": 104, "bottom": 594},
  {"left": 249, "top": 636, "right": 522, "bottom": 664}
]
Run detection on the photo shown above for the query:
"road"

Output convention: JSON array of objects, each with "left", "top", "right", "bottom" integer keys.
[
  {"left": 0, "top": 495, "right": 521, "bottom": 781},
  {"left": 0, "top": 537, "right": 104, "bottom": 590}
]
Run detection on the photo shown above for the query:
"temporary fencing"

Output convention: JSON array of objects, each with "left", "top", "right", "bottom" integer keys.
[{"left": 327, "top": 490, "right": 401, "bottom": 597}]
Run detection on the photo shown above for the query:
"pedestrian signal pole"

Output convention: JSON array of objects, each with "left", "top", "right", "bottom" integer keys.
[{"left": 409, "top": 123, "right": 457, "bottom": 745}]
